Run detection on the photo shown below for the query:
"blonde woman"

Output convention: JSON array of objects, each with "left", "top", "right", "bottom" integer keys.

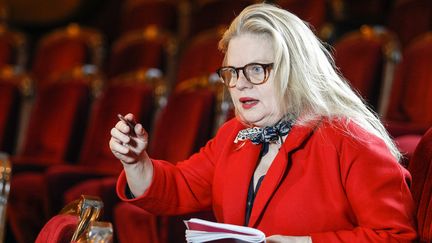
[{"left": 110, "top": 3, "right": 416, "bottom": 242}]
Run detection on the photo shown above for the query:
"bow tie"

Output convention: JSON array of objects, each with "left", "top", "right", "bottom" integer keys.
[{"left": 234, "top": 119, "right": 294, "bottom": 145}]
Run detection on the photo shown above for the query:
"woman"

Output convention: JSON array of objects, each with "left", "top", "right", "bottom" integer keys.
[{"left": 110, "top": 3, "right": 417, "bottom": 242}]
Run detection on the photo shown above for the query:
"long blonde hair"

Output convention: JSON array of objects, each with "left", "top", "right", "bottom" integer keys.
[{"left": 219, "top": 3, "right": 401, "bottom": 160}]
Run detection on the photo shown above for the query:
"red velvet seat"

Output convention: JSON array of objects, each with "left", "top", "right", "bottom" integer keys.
[
  {"left": 188, "top": 0, "right": 253, "bottom": 37},
  {"left": 382, "top": 32, "right": 432, "bottom": 160},
  {"left": 35, "top": 195, "right": 108, "bottom": 243},
  {"left": 333, "top": 25, "right": 400, "bottom": 110},
  {"left": 408, "top": 127, "right": 432, "bottom": 242},
  {"left": 30, "top": 24, "right": 104, "bottom": 90},
  {"left": 35, "top": 214, "right": 78, "bottom": 243},
  {"left": 11, "top": 80, "right": 92, "bottom": 171},
  {"left": 274, "top": 0, "right": 327, "bottom": 32},
  {"left": 176, "top": 27, "right": 225, "bottom": 86},
  {"left": 120, "top": 0, "right": 179, "bottom": 34},
  {"left": 107, "top": 27, "right": 176, "bottom": 79},
  {"left": 113, "top": 202, "right": 159, "bottom": 243},
  {"left": 387, "top": 0, "right": 432, "bottom": 47}
]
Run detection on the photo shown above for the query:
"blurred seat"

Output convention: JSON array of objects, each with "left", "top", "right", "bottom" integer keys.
[
  {"left": 387, "top": 0, "right": 432, "bottom": 47},
  {"left": 30, "top": 23, "right": 104, "bottom": 91},
  {"left": 333, "top": 25, "right": 400, "bottom": 110},
  {"left": 384, "top": 32, "right": 432, "bottom": 137},
  {"left": 35, "top": 195, "right": 112, "bottom": 243},
  {"left": 120, "top": 0, "right": 180, "bottom": 35},
  {"left": 383, "top": 32, "right": 432, "bottom": 162},
  {"left": 0, "top": 153, "right": 11, "bottom": 243},
  {"left": 113, "top": 202, "right": 159, "bottom": 243},
  {"left": 11, "top": 78, "right": 94, "bottom": 172},
  {"left": 274, "top": 0, "right": 327, "bottom": 33},
  {"left": 107, "top": 26, "right": 177, "bottom": 79},
  {"left": 11, "top": 78, "right": 95, "bottom": 172},
  {"left": 408, "top": 127, "right": 432, "bottom": 242},
  {"left": 176, "top": 27, "right": 225, "bottom": 86},
  {"left": 188, "top": 0, "right": 253, "bottom": 38}
]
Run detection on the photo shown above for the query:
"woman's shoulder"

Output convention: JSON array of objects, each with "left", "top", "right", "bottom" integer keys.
[{"left": 314, "top": 117, "right": 385, "bottom": 147}]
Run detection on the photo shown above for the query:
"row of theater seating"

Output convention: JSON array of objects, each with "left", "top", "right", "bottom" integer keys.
[{"left": 0, "top": 0, "right": 431, "bottom": 242}]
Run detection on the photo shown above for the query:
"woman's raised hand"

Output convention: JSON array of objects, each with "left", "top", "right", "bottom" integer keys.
[{"left": 109, "top": 113, "right": 149, "bottom": 165}]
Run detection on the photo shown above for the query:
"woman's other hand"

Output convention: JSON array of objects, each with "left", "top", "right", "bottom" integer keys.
[{"left": 266, "top": 235, "right": 312, "bottom": 243}]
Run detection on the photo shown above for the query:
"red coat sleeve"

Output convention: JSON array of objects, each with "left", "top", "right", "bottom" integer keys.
[{"left": 116, "top": 119, "right": 238, "bottom": 215}]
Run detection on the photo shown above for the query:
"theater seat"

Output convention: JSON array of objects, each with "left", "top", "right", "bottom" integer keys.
[
  {"left": 384, "top": 32, "right": 432, "bottom": 136},
  {"left": 35, "top": 195, "right": 110, "bottom": 243},
  {"left": 274, "top": 0, "right": 327, "bottom": 32},
  {"left": 333, "top": 25, "right": 400, "bottom": 110},
  {"left": 11, "top": 80, "right": 92, "bottom": 172},
  {"left": 120, "top": 0, "right": 179, "bottom": 34},
  {"left": 383, "top": 32, "right": 432, "bottom": 161},
  {"left": 107, "top": 26, "right": 176, "bottom": 79},
  {"left": 30, "top": 23, "right": 104, "bottom": 90},
  {"left": 387, "top": 0, "right": 432, "bottom": 47},
  {"left": 408, "top": 127, "right": 432, "bottom": 242},
  {"left": 188, "top": 0, "right": 253, "bottom": 37}
]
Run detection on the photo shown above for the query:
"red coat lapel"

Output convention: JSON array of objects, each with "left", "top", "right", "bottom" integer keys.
[
  {"left": 222, "top": 140, "right": 261, "bottom": 225},
  {"left": 247, "top": 121, "right": 320, "bottom": 227}
]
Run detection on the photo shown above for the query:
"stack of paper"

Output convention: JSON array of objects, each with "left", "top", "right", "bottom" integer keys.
[{"left": 184, "top": 218, "right": 266, "bottom": 243}]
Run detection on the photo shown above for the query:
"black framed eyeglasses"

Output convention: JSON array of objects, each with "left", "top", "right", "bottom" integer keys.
[{"left": 216, "top": 63, "right": 273, "bottom": 88}]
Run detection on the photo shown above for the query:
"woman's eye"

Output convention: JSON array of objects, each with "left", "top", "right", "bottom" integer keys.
[{"left": 251, "top": 65, "right": 264, "bottom": 73}]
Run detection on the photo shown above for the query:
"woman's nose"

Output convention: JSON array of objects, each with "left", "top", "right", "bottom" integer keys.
[{"left": 235, "top": 70, "right": 252, "bottom": 89}]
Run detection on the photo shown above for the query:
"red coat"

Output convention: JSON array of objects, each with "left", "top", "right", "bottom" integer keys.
[{"left": 117, "top": 118, "right": 417, "bottom": 242}]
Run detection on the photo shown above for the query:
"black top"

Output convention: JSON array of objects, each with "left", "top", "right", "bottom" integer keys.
[{"left": 244, "top": 174, "right": 265, "bottom": 226}]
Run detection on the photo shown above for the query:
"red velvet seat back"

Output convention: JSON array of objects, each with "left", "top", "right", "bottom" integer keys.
[
  {"left": 120, "top": 1, "right": 178, "bottom": 34},
  {"left": 108, "top": 28, "right": 173, "bottom": 78},
  {"left": 31, "top": 25, "right": 103, "bottom": 89},
  {"left": 333, "top": 27, "right": 394, "bottom": 108},
  {"left": 149, "top": 89, "right": 215, "bottom": 162},
  {"left": 386, "top": 33, "right": 432, "bottom": 124},
  {"left": 78, "top": 83, "right": 154, "bottom": 170},
  {"left": 32, "top": 40, "right": 86, "bottom": 84},
  {"left": 19, "top": 81, "right": 91, "bottom": 164},
  {"left": 408, "top": 127, "right": 432, "bottom": 242},
  {"left": 388, "top": 0, "right": 432, "bottom": 47},
  {"left": 189, "top": 0, "right": 252, "bottom": 37},
  {"left": 176, "top": 29, "right": 225, "bottom": 85},
  {"left": 0, "top": 82, "right": 20, "bottom": 154},
  {"left": 274, "top": 0, "right": 326, "bottom": 31}
]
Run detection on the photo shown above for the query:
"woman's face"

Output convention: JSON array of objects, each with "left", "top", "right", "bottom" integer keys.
[{"left": 226, "top": 33, "right": 284, "bottom": 127}]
